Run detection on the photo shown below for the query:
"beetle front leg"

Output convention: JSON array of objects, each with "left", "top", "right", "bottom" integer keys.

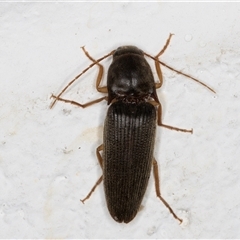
[
  {"left": 143, "top": 34, "right": 215, "bottom": 94},
  {"left": 50, "top": 50, "right": 113, "bottom": 109},
  {"left": 80, "top": 145, "right": 104, "bottom": 203},
  {"left": 153, "top": 159, "right": 183, "bottom": 224},
  {"left": 154, "top": 33, "right": 174, "bottom": 89},
  {"left": 81, "top": 47, "right": 108, "bottom": 93}
]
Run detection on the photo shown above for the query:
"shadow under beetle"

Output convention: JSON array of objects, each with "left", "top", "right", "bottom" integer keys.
[{"left": 50, "top": 34, "right": 215, "bottom": 224}]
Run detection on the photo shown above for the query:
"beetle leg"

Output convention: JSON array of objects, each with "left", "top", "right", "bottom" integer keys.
[
  {"left": 80, "top": 145, "right": 104, "bottom": 203},
  {"left": 144, "top": 34, "right": 215, "bottom": 94},
  {"left": 149, "top": 100, "right": 193, "bottom": 133},
  {"left": 51, "top": 94, "right": 107, "bottom": 108},
  {"left": 96, "top": 144, "right": 104, "bottom": 168},
  {"left": 50, "top": 50, "right": 113, "bottom": 108},
  {"left": 152, "top": 101, "right": 193, "bottom": 133},
  {"left": 80, "top": 175, "right": 103, "bottom": 204},
  {"left": 153, "top": 159, "right": 183, "bottom": 224},
  {"left": 154, "top": 33, "right": 174, "bottom": 89},
  {"left": 81, "top": 47, "right": 108, "bottom": 93}
]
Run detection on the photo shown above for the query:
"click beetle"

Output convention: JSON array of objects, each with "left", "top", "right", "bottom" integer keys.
[{"left": 50, "top": 34, "right": 215, "bottom": 223}]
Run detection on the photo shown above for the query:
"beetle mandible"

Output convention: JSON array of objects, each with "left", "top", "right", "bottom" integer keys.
[{"left": 50, "top": 34, "right": 215, "bottom": 223}]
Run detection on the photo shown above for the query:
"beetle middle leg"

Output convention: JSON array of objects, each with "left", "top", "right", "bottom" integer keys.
[
  {"left": 153, "top": 159, "right": 183, "bottom": 224},
  {"left": 150, "top": 100, "right": 193, "bottom": 133},
  {"left": 156, "top": 101, "right": 193, "bottom": 133},
  {"left": 80, "top": 144, "right": 104, "bottom": 203},
  {"left": 51, "top": 94, "right": 108, "bottom": 108}
]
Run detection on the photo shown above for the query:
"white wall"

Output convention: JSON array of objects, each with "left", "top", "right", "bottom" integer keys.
[{"left": 0, "top": 2, "right": 239, "bottom": 238}]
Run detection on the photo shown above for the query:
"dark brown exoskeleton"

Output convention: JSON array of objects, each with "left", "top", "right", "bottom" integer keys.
[{"left": 50, "top": 34, "right": 215, "bottom": 223}]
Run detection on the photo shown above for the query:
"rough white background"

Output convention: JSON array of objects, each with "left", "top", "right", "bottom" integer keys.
[{"left": 0, "top": 2, "right": 240, "bottom": 239}]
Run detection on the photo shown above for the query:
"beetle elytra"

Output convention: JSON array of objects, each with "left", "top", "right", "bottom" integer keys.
[{"left": 50, "top": 34, "right": 215, "bottom": 223}]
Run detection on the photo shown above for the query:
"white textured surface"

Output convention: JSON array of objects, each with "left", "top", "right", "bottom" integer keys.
[{"left": 1, "top": 2, "right": 240, "bottom": 238}]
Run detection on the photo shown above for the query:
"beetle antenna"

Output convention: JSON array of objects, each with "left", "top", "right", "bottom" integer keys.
[
  {"left": 50, "top": 50, "right": 115, "bottom": 108},
  {"left": 144, "top": 53, "right": 216, "bottom": 94}
]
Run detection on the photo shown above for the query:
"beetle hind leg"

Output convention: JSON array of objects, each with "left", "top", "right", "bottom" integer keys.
[
  {"left": 153, "top": 159, "right": 183, "bottom": 224},
  {"left": 80, "top": 175, "right": 103, "bottom": 203},
  {"left": 80, "top": 145, "right": 104, "bottom": 203}
]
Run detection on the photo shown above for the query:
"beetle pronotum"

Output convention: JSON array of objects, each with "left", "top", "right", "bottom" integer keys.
[{"left": 50, "top": 34, "right": 215, "bottom": 223}]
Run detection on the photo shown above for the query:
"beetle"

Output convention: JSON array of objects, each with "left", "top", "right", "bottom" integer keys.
[{"left": 50, "top": 34, "right": 215, "bottom": 223}]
